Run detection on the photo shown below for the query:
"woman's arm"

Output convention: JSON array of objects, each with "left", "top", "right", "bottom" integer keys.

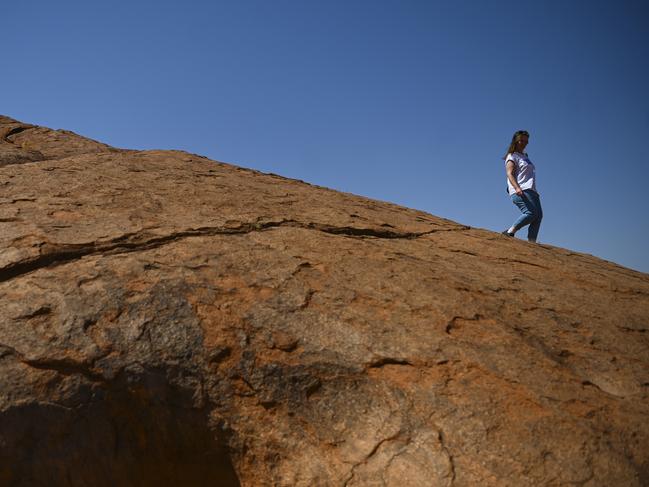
[{"left": 506, "top": 160, "right": 523, "bottom": 196}]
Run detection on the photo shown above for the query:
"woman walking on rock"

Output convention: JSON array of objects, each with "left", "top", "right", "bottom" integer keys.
[{"left": 502, "top": 130, "right": 543, "bottom": 242}]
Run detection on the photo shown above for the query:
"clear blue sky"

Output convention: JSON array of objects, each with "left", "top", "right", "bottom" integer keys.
[{"left": 3, "top": 0, "right": 648, "bottom": 273}]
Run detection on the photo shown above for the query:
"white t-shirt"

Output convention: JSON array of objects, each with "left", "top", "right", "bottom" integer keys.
[{"left": 505, "top": 152, "right": 537, "bottom": 195}]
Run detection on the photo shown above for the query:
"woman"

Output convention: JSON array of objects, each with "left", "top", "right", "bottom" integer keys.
[{"left": 502, "top": 130, "right": 543, "bottom": 242}]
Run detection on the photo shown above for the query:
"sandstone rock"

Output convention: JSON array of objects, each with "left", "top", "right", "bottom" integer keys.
[
  {"left": 0, "top": 116, "right": 648, "bottom": 486},
  {"left": 0, "top": 115, "right": 118, "bottom": 167}
]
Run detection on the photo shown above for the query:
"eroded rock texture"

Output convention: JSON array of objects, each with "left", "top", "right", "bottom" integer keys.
[{"left": 1, "top": 114, "right": 648, "bottom": 486}]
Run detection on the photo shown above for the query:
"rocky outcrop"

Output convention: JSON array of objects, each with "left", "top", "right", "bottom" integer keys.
[{"left": 1, "top": 115, "right": 648, "bottom": 486}]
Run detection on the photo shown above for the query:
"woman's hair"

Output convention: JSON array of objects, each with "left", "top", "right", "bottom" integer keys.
[{"left": 504, "top": 130, "right": 529, "bottom": 158}]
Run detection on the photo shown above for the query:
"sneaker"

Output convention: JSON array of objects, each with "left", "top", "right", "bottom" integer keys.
[{"left": 501, "top": 230, "right": 514, "bottom": 237}]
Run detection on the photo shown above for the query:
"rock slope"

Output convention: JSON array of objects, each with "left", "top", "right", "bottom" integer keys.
[{"left": 1, "top": 115, "right": 648, "bottom": 486}]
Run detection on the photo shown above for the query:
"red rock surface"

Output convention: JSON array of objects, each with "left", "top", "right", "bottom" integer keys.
[{"left": 1, "top": 115, "right": 648, "bottom": 486}]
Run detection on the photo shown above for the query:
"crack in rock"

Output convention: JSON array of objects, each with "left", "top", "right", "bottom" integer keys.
[
  {"left": 499, "top": 258, "right": 549, "bottom": 269},
  {"left": 0, "top": 221, "right": 466, "bottom": 282},
  {"left": 438, "top": 429, "right": 457, "bottom": 485},
  {"left": 2, "top": 125, "right": 34, "bottom": 143},
  {"left": 367, "top": 357, "right": 413, "bottom": 369},
  {"left": 343, "top": 431, "right": 404, "bottom": 487},
  {"left": 0, "top": 343, "right": 20, "bottom": 360},
  {"left": 0, "top": 343, "right": 108, "bottom": 383},
  {"left": 445, "top": 314, "right": 483, "bottom": 334},
  {"left": 21, "top": 357, "right": 108, "bottom": 383}
]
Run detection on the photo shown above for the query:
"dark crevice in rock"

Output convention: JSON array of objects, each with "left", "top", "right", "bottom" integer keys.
[
  {"left": 0, "top": 244, "right": 103, "bottom": 283},
  {"left": 344, "top": 432, "right": 404, "bottom": 487},
  {"left": 365, "top": 432, "right": 403, "bottom": 463},
  {"left": 438, "top": 429, "right": 457, "bottom": 485},
  {"left": 367, "top": 357, "right": 413, "bottom": 368},
  {"left": 581, "top": 380, "right": 604, "bottom": 392},
  {"left": 500, "top": 258, "right": 549, "bottom": 270},
  {"left": 617, "top": 326, "right": 647, "bottom": 333},
  {"left": 303, "top": 222, "right": 468, "bottom": 239},
  {"left": 0, "top": 343, "right": 19, "bottom": 360},
  {"left": 15, "top": 305, "right": 52, "bottom": 319},
  {"left": 22, "top": 357, "right": 108, "bottom": 384},
  {"left": 445, "top": 314, "right": 482, "bottom": 334},
  {"left": 0, "top": 344, "right": 109, "bottom": 383},
  {"left": 0, "top": 369, "right": 240, "bottom": 487},
  {"left": 447, "top": 248, "right": 479, "bottom": 257},
  {"left": 208, "top": 346, "right": 232, "bottom": 365},
  {"left": 2, "top": 125, "right": 33, "bottom": 142},
  {"left": 0, "top": 221, "right": 467, "bottom": 282},
  {"left": 0, "top": 125, "right": 46, "bottom": 166},
  {"left": 305, "top": 222, "right": 429, "bottom": 239}
]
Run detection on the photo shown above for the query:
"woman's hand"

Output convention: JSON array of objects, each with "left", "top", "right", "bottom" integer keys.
[{"left": 515, "top": 188, "right": 524, "bottom": 196}]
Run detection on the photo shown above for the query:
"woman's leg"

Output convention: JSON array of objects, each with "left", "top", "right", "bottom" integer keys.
[
  {"left": 525, "top": 191, "right": 543, "bottom": 241},
  {"left": 510, "top": 193, "right": 536, "bottom": 233}
]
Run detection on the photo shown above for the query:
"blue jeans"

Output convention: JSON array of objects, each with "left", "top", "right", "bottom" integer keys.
[{"left": 510, "top": 190, "right": 543, "bottom": 241}]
